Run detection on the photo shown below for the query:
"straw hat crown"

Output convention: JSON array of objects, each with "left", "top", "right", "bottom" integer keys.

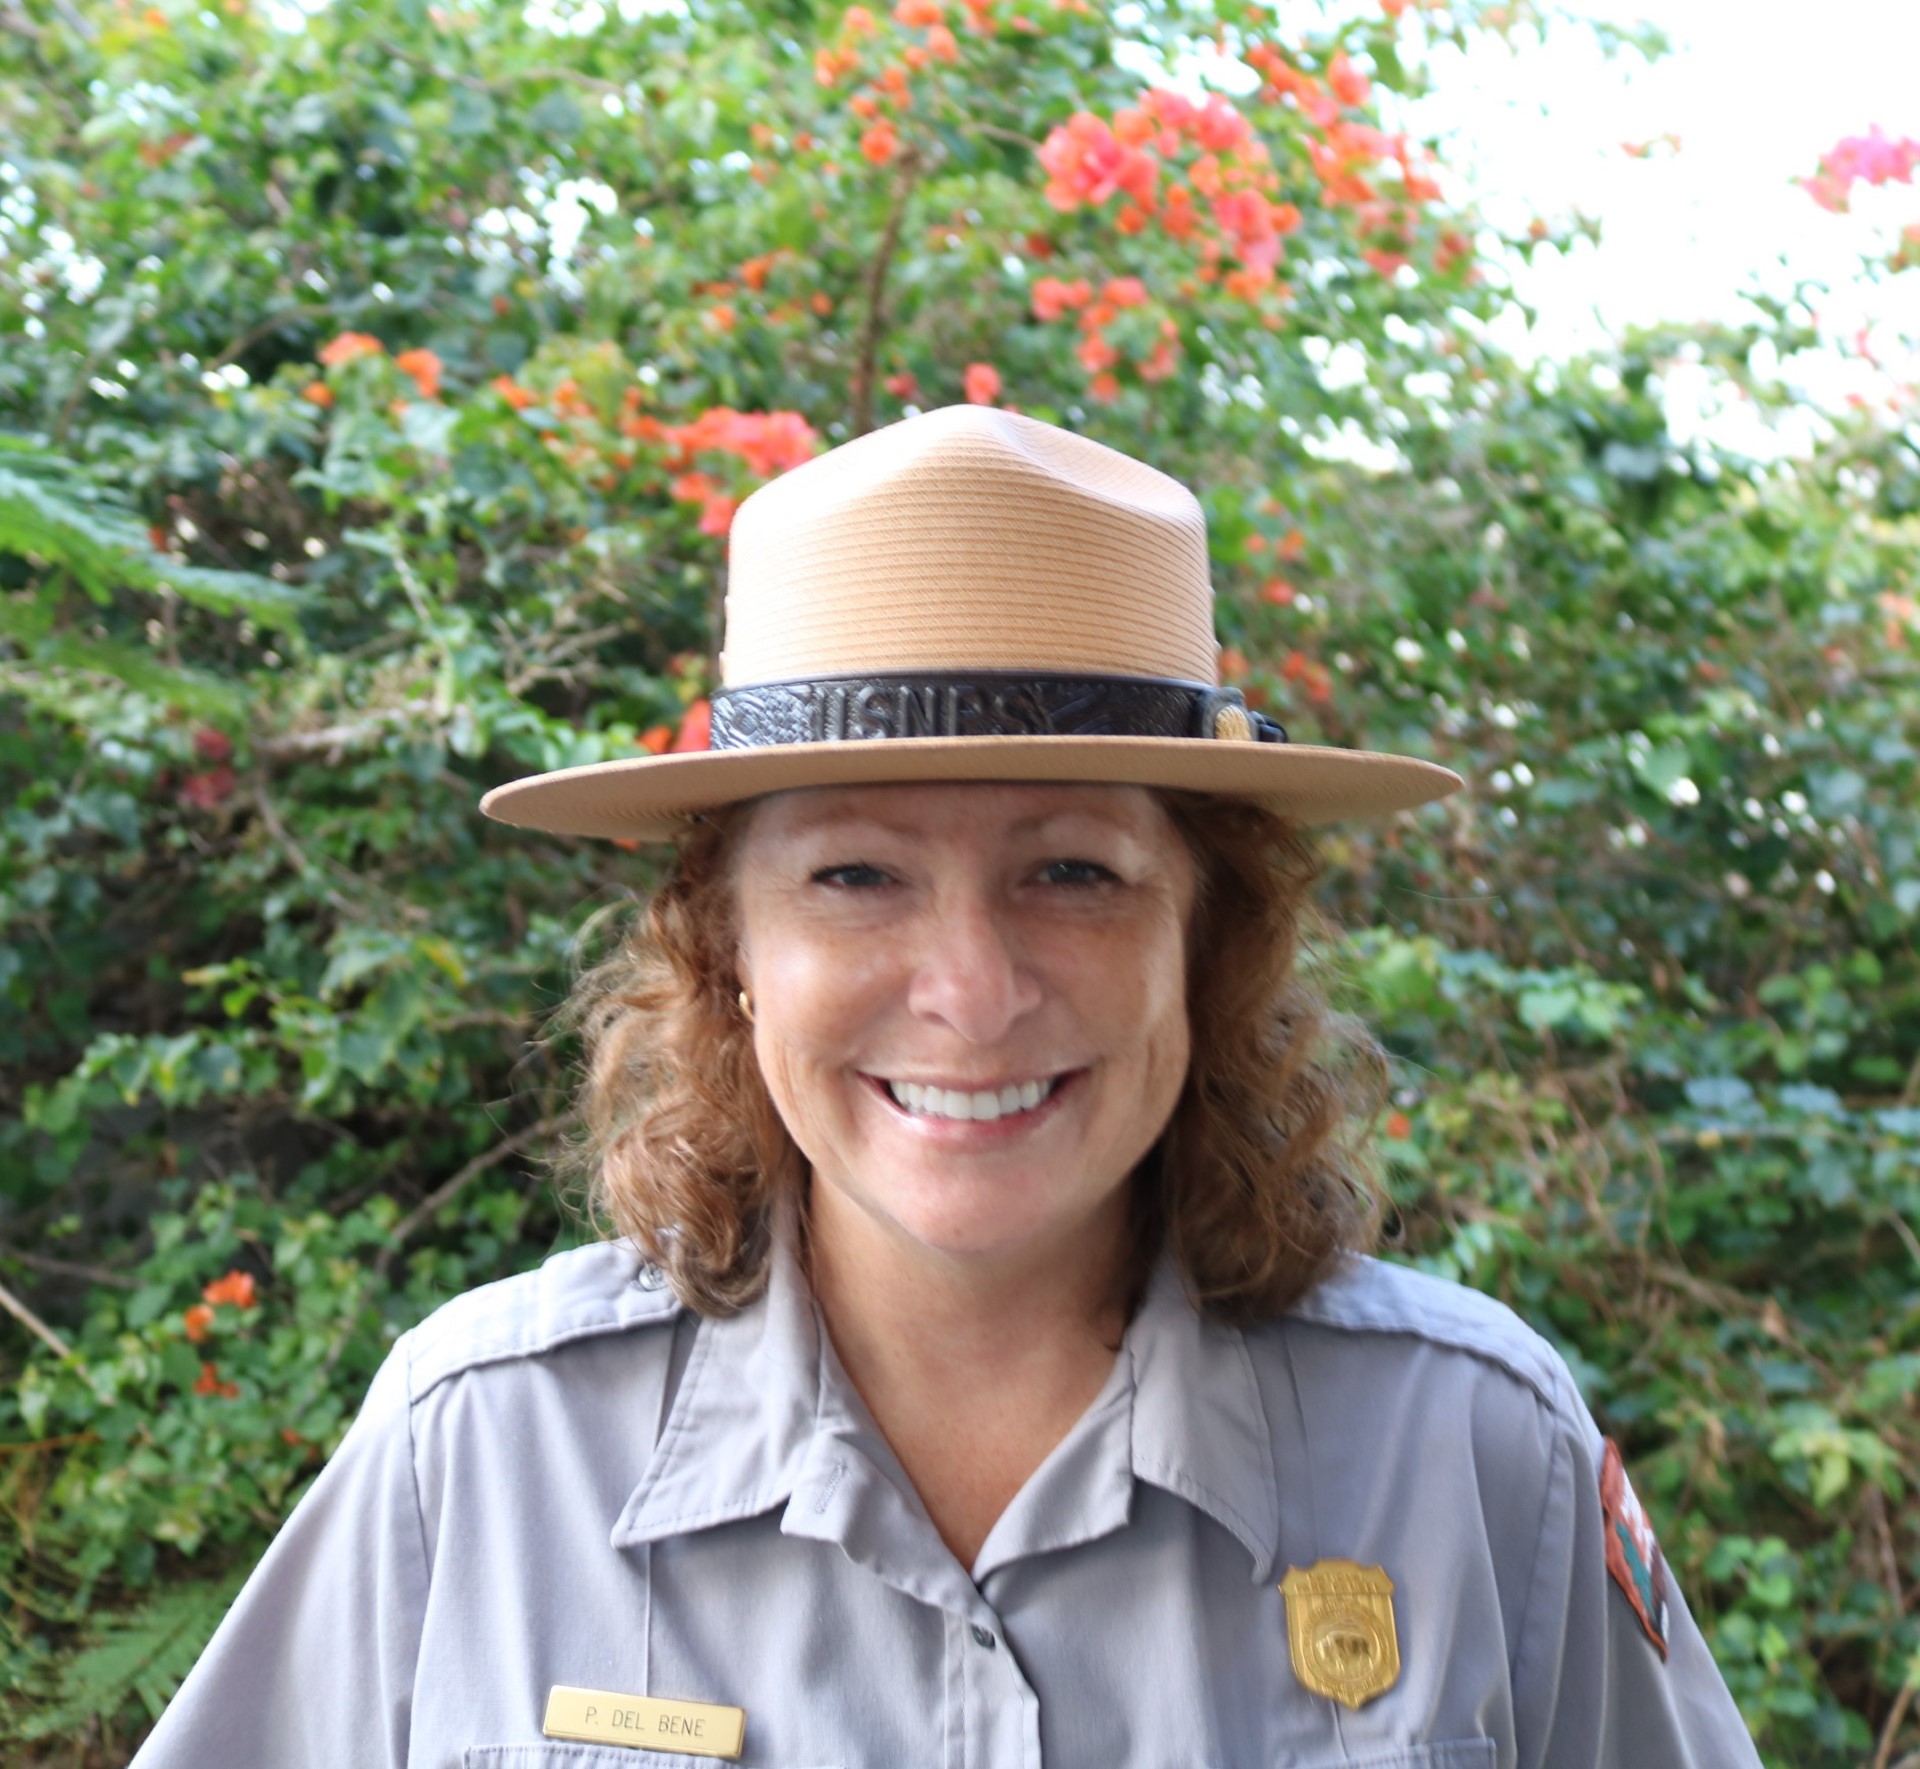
[
  {"left": 478, "top": 404, "right": 1463, "bottom": 840},
  {"left": 722, "top": 404, "right": 1219, "bottom": 687}
]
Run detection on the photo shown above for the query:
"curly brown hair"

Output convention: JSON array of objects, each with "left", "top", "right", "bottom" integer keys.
[{"left": 564, "top": 790, "right": 1386, "bottom": 1326}]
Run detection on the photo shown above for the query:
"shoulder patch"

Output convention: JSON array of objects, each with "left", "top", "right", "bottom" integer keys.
[
  {"left": 406, "top": 1239, "right": 682, "bottom": 1402},
  {"left": 1284, "top": 1255, "right": 1566, "bottom": 1411},
  {"left": 1600, "top": 1437, "right": 1671, "bottom": 1657}
]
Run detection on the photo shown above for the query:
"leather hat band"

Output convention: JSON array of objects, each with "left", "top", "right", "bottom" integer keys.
[{"left": 709, "top": 673, "right": 1289, "bottom": 750}]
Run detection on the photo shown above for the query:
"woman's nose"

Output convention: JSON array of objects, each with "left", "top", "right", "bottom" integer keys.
[{"left": 904, "top": 897, "right": 1043, "bottom": 1043}]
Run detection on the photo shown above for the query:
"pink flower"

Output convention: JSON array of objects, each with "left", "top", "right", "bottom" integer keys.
[
  {"left": 964, "top": 361, "right": 1002, "bottom": 404},
  {"left": 1802, "top": 125, "right": 1920, "bottom": 211}
]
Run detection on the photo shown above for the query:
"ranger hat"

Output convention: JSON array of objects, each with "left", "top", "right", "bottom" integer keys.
[{"left": 480, "top": 403, "right": 1461, "bottom": 840}]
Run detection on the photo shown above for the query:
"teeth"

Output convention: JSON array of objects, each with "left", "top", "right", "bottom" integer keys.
[{"left": 885, "top": 1077, "right": 1057, "bottom": 1121}]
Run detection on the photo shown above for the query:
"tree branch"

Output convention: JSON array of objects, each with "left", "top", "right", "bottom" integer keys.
[
  {"left": 0, "top": 1244, "right": 138, "bottom": 1290},
  {"left": 208, "top": 303, "right": 337, "bottom": 372},
  {"left": 850, "top": 148, "right": 924, "bottom": 438},
  {"left": 0, "top": 1274, "right": 74, "bottom": 1360},
  {"left": 373, "top": 1115, "right": 566, "bottom": 1277}
]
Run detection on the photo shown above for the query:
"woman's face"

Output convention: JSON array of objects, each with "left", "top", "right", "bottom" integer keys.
[{"left": 732, "top": 782, "right": 1195, "bottom": 1276}]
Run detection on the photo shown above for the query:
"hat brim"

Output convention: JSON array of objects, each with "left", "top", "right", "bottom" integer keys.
[{"left": 479, "top": 737, "right": 1463, "bottom": 841}]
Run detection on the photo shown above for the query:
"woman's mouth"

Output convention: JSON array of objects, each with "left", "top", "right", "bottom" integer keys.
[{"left": 877, "top": 1074, "right": 1067, "bottom": 1123}]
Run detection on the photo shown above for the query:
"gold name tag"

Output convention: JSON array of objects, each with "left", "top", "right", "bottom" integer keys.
[{"left": 542, "top": 1685, "right": 746, "bottom": 1759}]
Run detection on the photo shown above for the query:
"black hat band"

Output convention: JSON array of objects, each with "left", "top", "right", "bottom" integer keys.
[{"left": 709, "top": 673, "right": 1288, "bottom": 750}]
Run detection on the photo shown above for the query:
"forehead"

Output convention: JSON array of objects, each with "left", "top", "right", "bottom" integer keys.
[{"left": 737, "top": 781, "right": 1180, "bottom": 846}]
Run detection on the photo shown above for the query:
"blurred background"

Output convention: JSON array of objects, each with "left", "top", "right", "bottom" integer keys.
[{"left": 1, "top": 0, "right": 1915, "bottom": 1760}]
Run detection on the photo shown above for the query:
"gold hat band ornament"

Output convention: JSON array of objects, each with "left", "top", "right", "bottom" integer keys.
[
  {"left": 1280, "top": 1559, "right": 1402, "bottom": 1710},
  {"left": 480, "top": 405, "right": 1463, "bottom": 842}
]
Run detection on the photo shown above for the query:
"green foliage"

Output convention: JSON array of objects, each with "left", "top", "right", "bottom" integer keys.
[{"left": 2, "top": 0, "right": 1916, "bottom": 1762}]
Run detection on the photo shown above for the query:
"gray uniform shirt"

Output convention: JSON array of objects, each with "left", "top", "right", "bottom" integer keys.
[{"left": 131, "top": 1234, "right": 1762, "bottom": 1769}]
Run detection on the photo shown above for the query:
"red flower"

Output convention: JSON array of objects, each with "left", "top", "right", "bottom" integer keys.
[
  {"left": 202, "top": 1269, "right": 257, "bottom": 1309},
  {"left": 394, "top": 347, "right": 442, "bottom": 399},
  {"left": 1327, "top": 49, "right": 1370, "bottom": 108},
  {"left": 1030, "top": 276, "right": 1092, "bottom": 321},
  {"left": 964, "top": 361, "right": 1003, "bottom": 404},
  {"left": 178, "top": 766, "right": 236, "bottom": 810},
  {"left": 193, "top": 1361, "right": 239, "bottom": 1399},
  {"left": 672, "top": 699, "right": 712, "bottom": 753},
  {"left": 192, "top": 727, "right": 233, "bottom": 763},
  {"left": 860, "top": 119, "right": 899, "bottom": 164},
  {"left": 317, "top": 331, "right": 384, "bottom": 367},
  {"left": 1037, "top": 113, "right": 1159, "bottom": 212}
]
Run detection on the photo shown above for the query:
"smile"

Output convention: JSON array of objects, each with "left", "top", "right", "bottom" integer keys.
[{"left": 881, "top": 1076, "right": 1063, "bottom": 1123}]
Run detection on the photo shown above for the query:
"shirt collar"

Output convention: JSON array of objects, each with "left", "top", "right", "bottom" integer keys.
[{"left": 611, "top": 1218, "right": 1280, "bottom": 1586}]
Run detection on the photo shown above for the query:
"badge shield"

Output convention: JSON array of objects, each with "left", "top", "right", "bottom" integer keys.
[{"left": 1280, "top": 1559, "right": 1401, "bottom": 1710}]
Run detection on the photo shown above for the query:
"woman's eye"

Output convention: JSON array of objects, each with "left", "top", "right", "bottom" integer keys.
[
  {"left": 1040, "top": 858, "right": 1120, "bottom": 887},
  {"left": 810, "top": 862, "right": 892, "bottom": 889}
]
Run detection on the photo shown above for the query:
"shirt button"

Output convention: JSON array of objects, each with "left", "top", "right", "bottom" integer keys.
[{"left": 970, "top": 1625, "right": 996, "bottom": 1650}]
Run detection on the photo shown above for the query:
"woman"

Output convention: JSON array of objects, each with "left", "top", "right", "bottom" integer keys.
[{"left": 133, "top": 405, "right": 1760, "bottom": 1768}]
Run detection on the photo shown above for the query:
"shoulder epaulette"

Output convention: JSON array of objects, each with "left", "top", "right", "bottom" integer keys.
[
  {"left": 405, "top": 1239, "right": 683, "bottom": 1403},
  {"left": 1284, "top": 1254, "right": 1571, "bottom": 1414}
]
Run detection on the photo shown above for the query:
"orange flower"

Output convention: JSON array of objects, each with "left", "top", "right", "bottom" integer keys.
[
  {"left": 850, "top": 92, "right": 880, "bottom": 118},
  {"left": 193, "top": 1361, "right": 239, "bottom": 1399},
  {"left": 1037, "top": 112, "right": 1159, "bottom": 212},
  {"left": 491, "top": 375, "right": 535, "bottom": 410},
  {"left": 202, "top": 1269, "right": 257, "bottom": 1309},
  {"left": 318, "top": 331, "right": 384, "bottom": 367},
  {"left": 1385, "top": 1111, "right": 1412, "bottom": 1139},
  {"left": 1139, "top": 337, "right": 1178, "bottom": 381},
  {"left": 884, "top": 369, "right": 921, "bottom": 400},
  {"left": 301, "top": 381, "right": 334, "bottom": 408},
  {"left": 1278, "top": 526, "right": 1306, "bottom": 560},
  {"left": 842, "top": 2, "right": 879, "bottom": 31},
  {"left": 1088, "top": 372, "right": 1121, "bottom": 403},
  {"left": 704, "top": 303, "right": 737, "bottom": 333},
  {"left": 394, "top": 347, "right": 442, "bottom": 398},
  {"left": 698, "top": 494, "right": 740, "bottom": 536},
  {"left": 1076, "top": 332, "right": 1119, "bottom": 373},
  {"left": 860, "top": 119, "right": 899, "bottom": 164},
  {"left": 894, "top": 0, "right": 941, "bottom": 21},
  {"left": 964, "top": 361, "right": 1002, "bottom": 404},
  {"left": 183, "top": 1303, "right": 215, "bottom": 1343},
  {"left": 1030, "top": 275, "right": 1092, "bottom": 322},
  {"left": 1261, "top": 578, "right": 1297, "bottom": 606},
  {"left": 925, "top": 22, "right": 960, "bottom": 60},
  {"left": 1103, "top": 275, "right": 1148, "bottom": 309},
  {"left": 1328, "top": 48, "right": 1370, "bottom": 107},
  {"left": 637, "top": 725, "right": 674, "bottom": 755},
  {"left": 673, "top": 699, "right": 713, "bottom": 752}
]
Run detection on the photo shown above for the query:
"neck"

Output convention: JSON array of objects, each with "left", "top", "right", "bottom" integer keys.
[{"left": 803, "top": 1182, "right": 1131, "bottom": 1567}]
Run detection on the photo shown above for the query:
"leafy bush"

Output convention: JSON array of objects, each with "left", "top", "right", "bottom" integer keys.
[{"left": 2, "top": 0, "right": 1915, "bottom": 1761}]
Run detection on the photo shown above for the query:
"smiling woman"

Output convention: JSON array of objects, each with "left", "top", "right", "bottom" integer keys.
[{"left": 130, "top": 406, "right": 1762, "bottom": 1769}]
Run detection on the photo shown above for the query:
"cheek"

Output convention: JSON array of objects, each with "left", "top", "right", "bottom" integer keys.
[{"left": 747, "top": 926, "right": 900, "bottom": 1106}]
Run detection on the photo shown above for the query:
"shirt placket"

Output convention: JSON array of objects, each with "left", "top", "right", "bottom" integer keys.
[{"left": 951, "top": 1601, "right": 1041, "bottom": 1769}]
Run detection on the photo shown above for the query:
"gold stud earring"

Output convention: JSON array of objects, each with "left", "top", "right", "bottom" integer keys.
[{"left": 737, "top": 988, "right": 755, "bottom": 1024}]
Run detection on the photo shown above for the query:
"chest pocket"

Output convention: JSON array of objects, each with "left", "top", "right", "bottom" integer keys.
[
  {"left": 1297, "top": 1743, "right": 1497, "bottom": 1769},
  {"left": 464, "top": 1748, "right": 840, "bottom": 1769}
]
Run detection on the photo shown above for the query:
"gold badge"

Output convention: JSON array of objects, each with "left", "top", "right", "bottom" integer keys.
[
  {"left": 1279, "top": 1560, "right": 1401, "bottom": 1710},
  {"left": 543, "top": 1685, "right": 746, "bottom": 1759}
]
